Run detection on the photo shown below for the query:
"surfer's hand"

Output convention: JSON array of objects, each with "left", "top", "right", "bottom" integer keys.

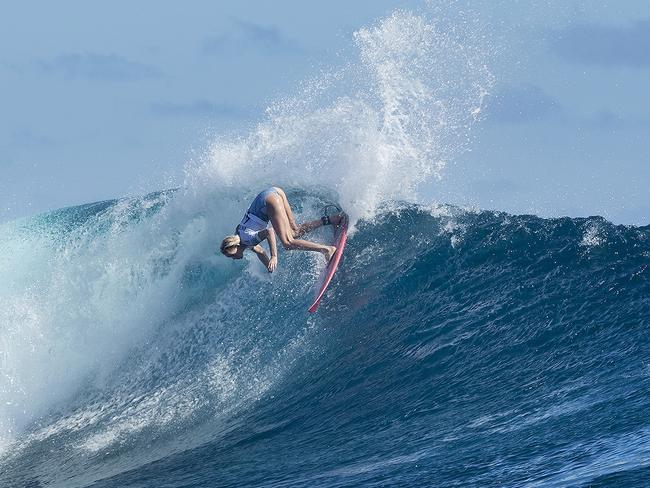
[{"left": 267, "top": 256, "right": 278, "bottom": 273}]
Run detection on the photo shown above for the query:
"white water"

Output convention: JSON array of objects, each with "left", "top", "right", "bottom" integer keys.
[
  {"left": 0, "top": 9, "right": 494, "bottom": 457},
  {"left": 189, "top": 10, "right": 493, "bottom": 222}
]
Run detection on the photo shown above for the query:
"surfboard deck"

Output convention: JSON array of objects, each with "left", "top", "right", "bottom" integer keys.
[{"left": 307, "top": 214, "right": 348, "bottom": 313}]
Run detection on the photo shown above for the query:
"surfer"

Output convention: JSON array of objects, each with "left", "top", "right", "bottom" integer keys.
[{"left": 220, "top": 187, "right": 342, "bottom": 272}]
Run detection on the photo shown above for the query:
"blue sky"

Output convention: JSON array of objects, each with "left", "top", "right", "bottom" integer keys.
[{"left": 1, "top": 1, "right": 648, "bottom": 224}]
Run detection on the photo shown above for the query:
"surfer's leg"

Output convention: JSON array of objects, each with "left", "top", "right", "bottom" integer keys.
[
  {"left": 294, "top": 213, "right": 344, "bottom": 237},
  {"left": 267, "top": 196, "right": 336, "bottom": 260},
  {"left": 293, "top": 219, "right": 323, "bottom": 237},
  {"left": 273, "top": 187, "right": 299, "bottom": 233}
]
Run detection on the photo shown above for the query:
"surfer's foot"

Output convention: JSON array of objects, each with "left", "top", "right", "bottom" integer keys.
[
  {"left": 324, "top": 246, "right": 337, "bottom": 262},
  {"left": 324, "top": 213, "right": 344, "bottom": 226}
]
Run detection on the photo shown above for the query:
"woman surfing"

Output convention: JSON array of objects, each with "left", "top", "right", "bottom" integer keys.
[{"left": 220, "top": 187, "right": 343, "bottom": 273}]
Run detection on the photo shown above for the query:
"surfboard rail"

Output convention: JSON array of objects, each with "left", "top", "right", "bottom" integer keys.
[{"left": 307, "top": 216, "right": 348, "bottom": 313}]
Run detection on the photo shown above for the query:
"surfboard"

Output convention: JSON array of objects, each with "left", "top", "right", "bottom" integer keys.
[{"left": 307, "top": 214, "right": 348, "bottom": 313}]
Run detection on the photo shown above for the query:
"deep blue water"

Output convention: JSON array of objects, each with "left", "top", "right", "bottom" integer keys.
[{"left": 1, "top": 197, "right": 649, "bottom": 487}]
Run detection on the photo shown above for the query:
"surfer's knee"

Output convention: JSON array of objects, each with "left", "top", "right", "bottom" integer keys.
[{"left": 280, "top": 234, "right": 295, "bottom": 250}]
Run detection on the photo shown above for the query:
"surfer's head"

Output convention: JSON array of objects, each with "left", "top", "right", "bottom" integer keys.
[{"left": 220, "top": 235, "right": 245, "bottom": 259}]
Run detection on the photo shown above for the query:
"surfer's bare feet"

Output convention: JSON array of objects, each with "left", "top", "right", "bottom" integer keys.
[{"left": 324, "top": 246, "right": 337, "bottom": 262}]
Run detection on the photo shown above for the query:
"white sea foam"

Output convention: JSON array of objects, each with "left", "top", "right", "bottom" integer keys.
[{"left": 580, "top": 223, "right": 605, "bottom": 247}]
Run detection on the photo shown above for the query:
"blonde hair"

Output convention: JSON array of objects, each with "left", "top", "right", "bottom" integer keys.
[{"left": 220, "top": 235, "right": 241, "bottom": 254}]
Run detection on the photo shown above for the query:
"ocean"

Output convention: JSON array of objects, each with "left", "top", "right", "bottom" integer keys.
[{"left": 2, "top": 9, "right": 649, "bottom": 488}]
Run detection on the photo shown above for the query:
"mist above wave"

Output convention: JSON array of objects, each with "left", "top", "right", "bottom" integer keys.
[{"left": 188, "top": 10, "right": 494, "bottom": 222}]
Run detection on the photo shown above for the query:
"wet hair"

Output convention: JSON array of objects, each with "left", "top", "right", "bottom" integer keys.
[{"left": 220, "top": 235, "right": 241, "bottom": 255}]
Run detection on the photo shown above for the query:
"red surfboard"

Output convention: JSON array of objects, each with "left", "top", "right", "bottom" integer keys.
[{"left": 307, "top": 215, "right": 348, "bottom": 313}]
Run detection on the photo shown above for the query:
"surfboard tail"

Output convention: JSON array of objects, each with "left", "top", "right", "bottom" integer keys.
[{"left": 307, "top": 215, "right": 348, "bottom": 313}]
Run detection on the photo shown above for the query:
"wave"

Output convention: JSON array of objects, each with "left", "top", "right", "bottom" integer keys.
[
  {"left": 1, "top": 7, "right": 493, "bottom": 458},
  {"left": 1, "top": 197, "right": 648, "bottom": 487},
  {"left": 3, "top": 6, "right": 648, "bottom": 488}
]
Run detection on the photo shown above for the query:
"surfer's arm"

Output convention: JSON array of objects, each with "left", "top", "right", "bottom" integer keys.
[
  {"left": 251, "top": 245, "right": 272, "bottom": 271},
  {"left": 254, "top": 228, "right": 278, "bottom": 272},
  {"left": 265, "top": 227, "right": 278, "bottom": 272}
]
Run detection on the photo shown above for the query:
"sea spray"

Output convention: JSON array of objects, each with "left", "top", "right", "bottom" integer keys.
[{"left": 188, "top": 10, "right": 493, "bottom": 222}]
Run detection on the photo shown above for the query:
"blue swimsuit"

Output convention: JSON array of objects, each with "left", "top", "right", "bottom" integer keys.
[{"left": 237, "top": 188, "right": 279, "bottom": 247}]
